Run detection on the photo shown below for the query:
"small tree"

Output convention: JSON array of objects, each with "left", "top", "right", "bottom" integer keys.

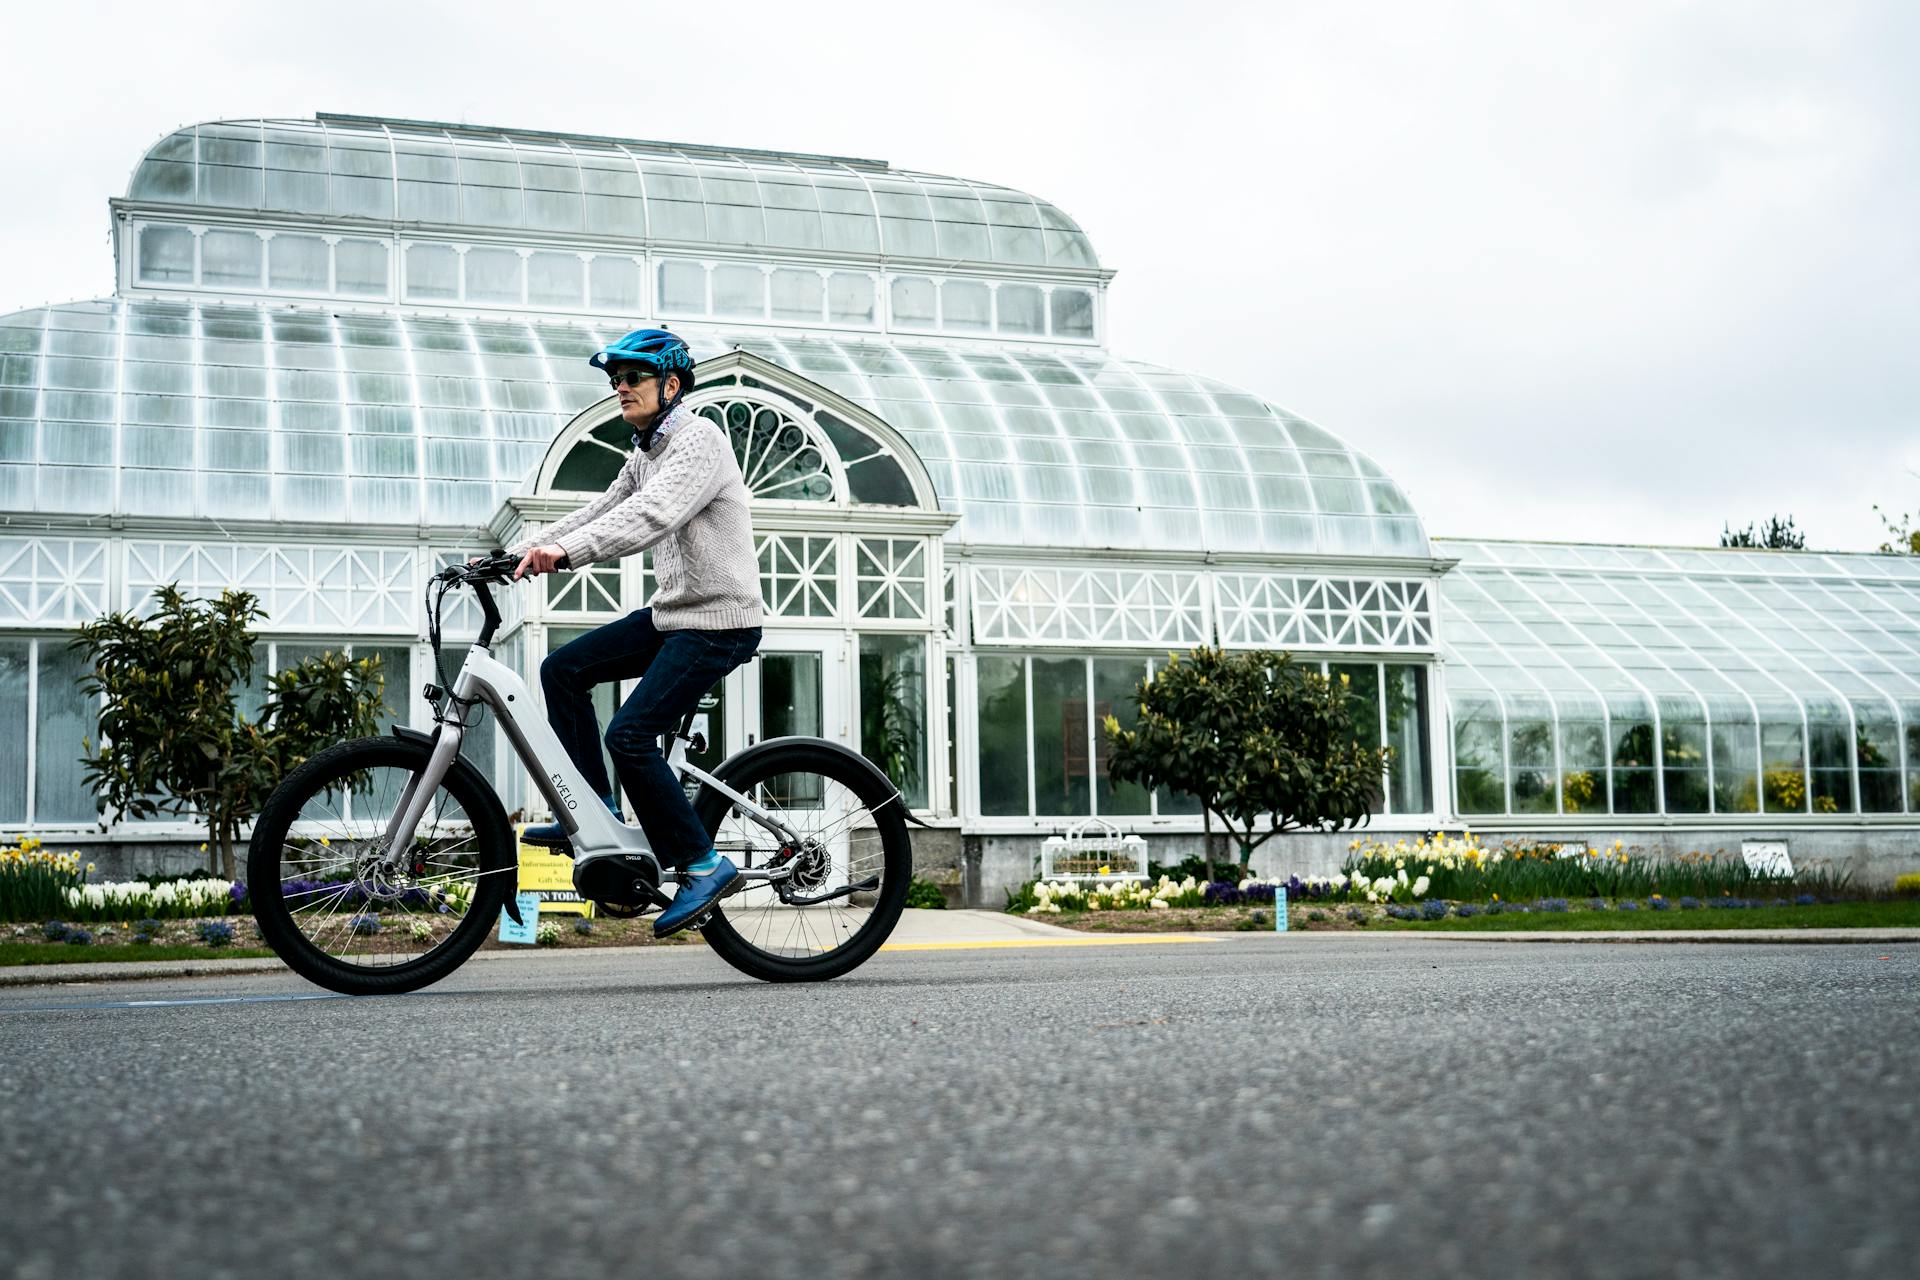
[
  {"left": 1874, "top": 504, "right": 1918, "bottom": 555},
  {"left": 1104, "top": 647, "right": 1388, "bottom": 878},
  {"left": 73, "top": 586, "right": 387, "bottom": 879},
  {"left": 1720, "top": 515, "right": 1806, "bottom": 549}
]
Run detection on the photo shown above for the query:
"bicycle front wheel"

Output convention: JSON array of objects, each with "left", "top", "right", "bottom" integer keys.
[
  {"left": 694, "top": 739, "right": 912, "bottom": 982},
  {"left": 248, "top": 735, "right": 517, "bottom": 995}
]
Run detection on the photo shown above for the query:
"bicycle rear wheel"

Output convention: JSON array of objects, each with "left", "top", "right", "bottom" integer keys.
[
  {"left": 693, "top": 740, "right": 912, "bottom": 982},
  {"left": 248, "top": 735, "right": 516, "bottom": 995}
]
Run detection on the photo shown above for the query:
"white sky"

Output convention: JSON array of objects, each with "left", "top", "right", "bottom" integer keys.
[{"left": 3, "top": 0, "right": 1914, "bottom": 552}]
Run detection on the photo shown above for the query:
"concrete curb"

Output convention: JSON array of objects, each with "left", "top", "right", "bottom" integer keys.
[
  {"left": 0, "top": 957, "right": 289, "bottom": 986},
  {"left": 6, "top": 923, "right": 1916, "bottom": 987},
  {"left": 1378, "top": 928, "right": 1920, "bottom": 944},
  {"left": 1160, "top": 927, "right": 1920, "bottom": 945}
]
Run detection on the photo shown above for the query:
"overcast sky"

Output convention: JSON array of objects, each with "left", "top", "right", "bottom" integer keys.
[{"left": 3, "top": 0, "right": 1914, "bottom": 552}]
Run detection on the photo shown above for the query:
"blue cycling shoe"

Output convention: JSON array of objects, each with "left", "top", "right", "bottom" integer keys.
[
  {"left": 521, "top": 795, "right": 622, "bottom": 848},
  {"left": 654, "top": 851, "right": 740, "bottom": 937}
]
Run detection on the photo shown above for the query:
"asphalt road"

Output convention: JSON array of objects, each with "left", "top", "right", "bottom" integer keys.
[{"left": 1, "top": 937, "right": 1914, "bottom": 1280}]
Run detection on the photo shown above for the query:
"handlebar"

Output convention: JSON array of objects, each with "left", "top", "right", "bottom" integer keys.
[
  {"left": 435, "top": 551, "right": 522, "bottom": 586},
  {"left": 434, "top": 549, "right": 574, "bottom": 587}
]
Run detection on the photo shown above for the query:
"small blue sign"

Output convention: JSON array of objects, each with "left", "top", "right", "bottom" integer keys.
[
  {"left": 1276, "top": 886, "right": 1288, "bottom": 932},
  {"left": 498, "top": 891, "right": 540, "bottom": 944}
]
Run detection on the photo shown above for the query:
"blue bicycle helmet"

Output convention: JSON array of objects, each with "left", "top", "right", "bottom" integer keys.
[
  {"left": 589, "top": 328, "right": 696, "bottom": 386},
  {"left": 590, "top": 328, "right": 696, "bottom": 445}
]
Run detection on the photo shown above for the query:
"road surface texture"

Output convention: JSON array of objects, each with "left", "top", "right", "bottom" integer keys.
[{"left": 1, "top": 936, "right": 1913, "bottom": 1280}]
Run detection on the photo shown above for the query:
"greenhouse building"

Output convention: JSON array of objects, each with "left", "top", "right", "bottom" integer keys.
[{"left": 2, "top": 113, "right": 1916, "bottom": 897}]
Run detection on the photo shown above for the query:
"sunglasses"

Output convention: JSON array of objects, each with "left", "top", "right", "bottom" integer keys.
[{"left": 608, "top": 369, "right": 656, "bottom": 390}]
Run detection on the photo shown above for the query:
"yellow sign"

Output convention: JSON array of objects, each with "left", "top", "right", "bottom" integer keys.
[{"left": 515, "top": 835, "right": 594, "bottom": 917}]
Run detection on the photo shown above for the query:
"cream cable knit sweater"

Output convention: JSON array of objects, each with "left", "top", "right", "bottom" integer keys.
[{"left": 510, "top": 405, "right": 764, "bottom": 631}]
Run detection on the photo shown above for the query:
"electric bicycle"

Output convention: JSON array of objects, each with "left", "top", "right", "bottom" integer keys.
[{"left": 247, "top": 553, "right": 913, "bottom": 995}]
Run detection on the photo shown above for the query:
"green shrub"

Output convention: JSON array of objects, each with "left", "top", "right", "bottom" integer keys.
[{"left": 904, "top": 877, "right": 948, "bottom": 909}]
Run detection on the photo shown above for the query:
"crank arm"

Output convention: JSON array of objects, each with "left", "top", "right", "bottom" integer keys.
[{"left": 779, "top": 875, "right": 880, "bottom": 907}]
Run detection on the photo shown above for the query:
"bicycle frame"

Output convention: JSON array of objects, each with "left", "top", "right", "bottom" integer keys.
[{"left": 378, "top": 580, "right": 804, "bottom": 883}]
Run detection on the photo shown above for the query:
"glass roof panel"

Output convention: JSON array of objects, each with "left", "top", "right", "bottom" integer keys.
[
  {"left": 127, "top": 118, "right": 1101, "bottom": 272},
  {"left": 1436, "top": 539, "right": 1920, "bottom": 746},
  {"left": 1, "top": 298, "right": 1428, "bottom": 557}
]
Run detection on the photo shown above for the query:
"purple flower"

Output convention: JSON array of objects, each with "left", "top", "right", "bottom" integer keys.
[
  {"left": 1679, "top": 896, "right": 1702, "bottom": 910},
  {"left": 1536, "top": 898, "right": 1570, "bottom": 913},
  {"left": 1203, "top": 881, "right": 1244, "bottom": 906},
  {"left": 1795, "top": 893, "right": 1816, "bottom": 906}
]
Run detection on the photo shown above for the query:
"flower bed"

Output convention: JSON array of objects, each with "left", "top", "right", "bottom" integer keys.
[
  {"left": 1341, "top": 833, "right": 1854, "bottom": 904},
  {"left": 1008, "top": 832, "right": 1862, "bottom": 918},
  {"left": 1, "top": 840, "right": 91, "bottom": 920}
]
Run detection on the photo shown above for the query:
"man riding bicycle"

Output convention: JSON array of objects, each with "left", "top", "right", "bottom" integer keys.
[{"left": 504, "top": 329, "right": 763, "bottom": 936}]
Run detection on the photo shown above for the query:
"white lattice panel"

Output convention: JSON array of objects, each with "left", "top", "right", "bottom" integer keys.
[
  {"left": 969, "top": 565, "right": 1209, "bottom": 647},
  {"left": 855, "top": 538, "right": 928, "bottom": 621},
  {"left": 1215, "top": 574, "right": 1433, "bottom": 650},
  {"left": 126, "top": 541, "right": 418, "bottom": 633},
  {"left": 757, "top": 534, "right": 838, "bottom": 619},
  {"left": 0, "top": 537, "right": 109, "bottom": 625},
  {"left": 545, "top": 563, "right": 624, "bottom": 615}
]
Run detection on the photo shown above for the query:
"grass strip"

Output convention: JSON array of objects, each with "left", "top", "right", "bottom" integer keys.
[{"left": 0, "top": 943, "right": 277, "bottom": 967}]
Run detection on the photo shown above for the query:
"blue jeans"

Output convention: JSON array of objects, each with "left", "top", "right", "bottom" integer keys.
[{"left": 540, "top": 609, "right": 761, "bottom": 869}]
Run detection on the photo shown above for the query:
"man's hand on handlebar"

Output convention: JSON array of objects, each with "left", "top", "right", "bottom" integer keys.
[{"left": 514, "top": 543, "right": 570, "bottom": 581}]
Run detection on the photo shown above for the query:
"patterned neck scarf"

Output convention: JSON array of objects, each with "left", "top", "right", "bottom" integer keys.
[{"left": 635, "top": 400, "right": 692, "bottom": 454}]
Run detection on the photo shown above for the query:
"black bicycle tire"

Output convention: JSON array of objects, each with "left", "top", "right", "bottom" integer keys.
[
  {"left": 248, "top": 735, "right": 516, "bottom": 996},
  {"left": 693, "top": 740, "right": 912, "bottom": 982}
]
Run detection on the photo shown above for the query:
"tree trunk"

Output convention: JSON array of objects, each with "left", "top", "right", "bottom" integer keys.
[
  {"left": 217, "top": 815, "right": 237, "bottom": 882},
  {"left": 1200, "top": 806, "right": 1217, "bottom": 882}
]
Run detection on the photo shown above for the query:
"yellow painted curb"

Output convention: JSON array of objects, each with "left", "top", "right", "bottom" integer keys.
[{"left": 881, "top": 935, "right": 1219, "bottom": 952}]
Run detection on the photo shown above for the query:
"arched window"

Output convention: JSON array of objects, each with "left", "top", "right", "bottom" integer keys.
[{"left": 540, "top": 358, "right": 927, "bottom": 510}]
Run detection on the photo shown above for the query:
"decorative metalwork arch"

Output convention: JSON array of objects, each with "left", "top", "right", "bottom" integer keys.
[{"left": 528, "top": 349, "right": 943, "bottom": 513}]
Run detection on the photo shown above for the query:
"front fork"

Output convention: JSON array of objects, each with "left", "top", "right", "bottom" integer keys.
[{"left": 379, "top": 720, "right": 465, "bottom": 873}]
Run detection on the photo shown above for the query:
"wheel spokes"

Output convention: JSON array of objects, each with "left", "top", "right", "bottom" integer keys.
[
  {"left": 270, "top": 759, "right": 489, "bottom": 969},
  {"left": 714, "top": 770, "right": 892, "bottom": 960}
]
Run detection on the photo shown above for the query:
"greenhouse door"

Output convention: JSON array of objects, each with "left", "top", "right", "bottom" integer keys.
[{"left": 727, "top": 632, "right": 849, "bottom": 752}]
